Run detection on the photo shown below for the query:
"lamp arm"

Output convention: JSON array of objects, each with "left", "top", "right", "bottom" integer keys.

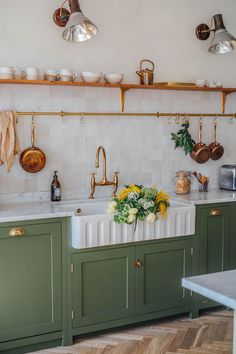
[
  {"left": 60, "top": 0, "right": 70, "bottom": 17},
  {"left": 68, "top": 0, "right": 81, "bottom": 14}
]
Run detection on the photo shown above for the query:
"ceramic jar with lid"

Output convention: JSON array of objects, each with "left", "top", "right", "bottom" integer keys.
[{"left": 175, "top": 171, "right": 192, "bottom": 195}]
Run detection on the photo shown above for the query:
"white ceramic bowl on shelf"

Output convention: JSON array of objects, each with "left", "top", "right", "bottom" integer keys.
[
  {"left": 104, "top": 73, "right": 124, "bottom": 84},
  {"left": 81, "top": 71, "right": 102, "bottom": 83}
]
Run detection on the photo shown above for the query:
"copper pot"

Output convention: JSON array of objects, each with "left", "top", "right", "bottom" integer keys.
[
  {"left": 208, "top": 121, "right": 224, "bottom": 160},
  {"left": 20, "top": 117, "right": 46, "bottom": 173},
  {"left": 190, "top": 121, "right": 211, "bottom": 164}
]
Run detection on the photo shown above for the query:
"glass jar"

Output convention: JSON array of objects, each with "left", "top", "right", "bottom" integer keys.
[{"left": 175, "top": 171, "right": 191, "bottom": 195}]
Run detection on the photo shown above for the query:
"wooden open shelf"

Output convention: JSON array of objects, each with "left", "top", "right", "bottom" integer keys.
[{"left": 0, "top": 79, "right": 235, "bottom": 113}]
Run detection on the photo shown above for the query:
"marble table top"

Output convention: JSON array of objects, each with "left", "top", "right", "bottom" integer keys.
[{"left": 182, "top": 270, "right": 236, "bottom": 310}]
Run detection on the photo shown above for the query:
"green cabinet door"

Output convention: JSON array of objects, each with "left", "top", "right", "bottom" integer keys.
[
  {"left": 198, "top": 204, "right": 231, "bottom": 275},
  {"left": 135, "top": 239, "right": 192, "bottom": 315},
  {"left": 0, "top": 221, "right": 62, "bottom": 343},
  {"left": 196, "top": 204, "right": 231, "bottom": 308},
  {"left": 72, "top": 247, "right": 135, "bottom": 328},
  {"left": 230, "top": 203, "right": 236, "bottom": 269}
]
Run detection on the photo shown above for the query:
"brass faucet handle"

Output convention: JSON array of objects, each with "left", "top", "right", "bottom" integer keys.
[{"left": 112, "top": 171, "right": 119, "bottom": 198}]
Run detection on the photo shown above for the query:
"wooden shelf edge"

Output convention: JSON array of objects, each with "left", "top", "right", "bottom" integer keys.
[{"left": 0, "top": 79, "right": 236, "bottom": 93}]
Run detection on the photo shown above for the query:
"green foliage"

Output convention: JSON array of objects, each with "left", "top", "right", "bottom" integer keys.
[{"left": 171, "top": 122, "right": 195, "bottom": 155}]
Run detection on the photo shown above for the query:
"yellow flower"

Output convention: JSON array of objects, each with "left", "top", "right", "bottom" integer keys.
[
  {"left": 118, "top": 185, "right": 141, "bottom": 200},
  {"left": 156, "top": 190, "right": 170, "bottom": 203},
  {"left": 118, "top": 188, "right": 129, "bottom": 200},
  {"left": 160, "top": 203, "right": 167, "bottom": 219}
]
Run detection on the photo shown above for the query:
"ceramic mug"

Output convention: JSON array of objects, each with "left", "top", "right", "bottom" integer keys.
[
  {"left": 58, "top": 69, "right": 77, "bottom": 82},
  {"left": 25, "top": 67, "right": 39, "bottom": 80},
  {"left": 44, "top": 69, "right": 58, "bottom": 82},
  {"left": 13, "top": 67, "right": 25, "bottom": 80},
  {"left": 195, "top": 79, "right": 206, "bottom": 87},
  {"left": 0, "top": 67, "right": 13, "bottom": 79}
]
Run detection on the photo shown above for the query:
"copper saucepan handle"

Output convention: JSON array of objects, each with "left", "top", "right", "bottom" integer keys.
[
  {"left": 199, "top": 121, "right": 203, "bottom": 143},
  {"left": 31, "top": 116, "right": 35, "bottom": 148},
  {"left": 213, "top": 121, "right": 217, "bottom": 143}
]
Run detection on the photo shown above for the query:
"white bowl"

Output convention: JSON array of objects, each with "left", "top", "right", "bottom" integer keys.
[
  {"left": 104, "top": 73, "right": 124, "bottom": 84},
  {"left": 81, "top": 71, "right": 102, "bottom": 83}
]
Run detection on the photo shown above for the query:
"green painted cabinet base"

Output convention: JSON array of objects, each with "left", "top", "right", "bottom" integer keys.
[
  {"left": 71, "top": 237, "right": 193, "bottom": 337},
  {"left": 191, "top": 202, "right": 236, "bottom": 317},
  {"left": 0, "top": 218, "right": 70, "bottom": 354}
]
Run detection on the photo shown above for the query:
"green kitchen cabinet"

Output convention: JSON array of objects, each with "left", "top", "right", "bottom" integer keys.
[
  {"left": 193, "top": 203, "right": 231, "bottom": 311},
  {"left": 71, "top": 247, "right": 136, "bottom": 328},
  {"left": 0, "top": 220, "right": 63, "bottom": 345},
  {"left": 135, "top": 239, "right": 192, "bottom": 315},
  {"left": 230, "top": 203, "right": 236, "bottom": 269},
  {"left": 71, "top": 237, "right": 192, "bottom": 332}
]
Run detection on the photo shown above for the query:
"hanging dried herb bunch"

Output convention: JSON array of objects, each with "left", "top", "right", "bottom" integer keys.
[{"left": 171, "top": 122, "right": 195, "bottom": 155}]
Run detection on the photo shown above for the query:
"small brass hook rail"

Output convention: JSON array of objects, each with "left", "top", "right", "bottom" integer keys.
[{"left": 15, "top": 111, "right": 236, "bottom": 119}]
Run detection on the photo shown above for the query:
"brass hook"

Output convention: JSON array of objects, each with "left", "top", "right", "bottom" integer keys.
[
  {"left": 80, "top": 113, "right": 85, "bottom": 124},
  {"left": 31, "top": 113, "right": 35, "bottom": 125},
  {"left": 156, "top": 112, "right": 159, "bottom": 119},
  {"left": 199, "top": 114, "right": 203, "bottom": 123},
  {"left": 182, "top": 113, "right": 189, "bottom": 124},
  {"left": 214, "top": 114, "right": 218, "bottom": 123},
  {"left": 230, "top": 115, "right": 235, "bottom": 124},
  {"left": 175, "top": 114, "right": 181, "bottom": 124},
  {"left": 168, "top": 116, "right": 172, "bottom": 124}
]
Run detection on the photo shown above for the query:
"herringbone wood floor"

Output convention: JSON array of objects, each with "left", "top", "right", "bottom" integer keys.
[{"left": 32, "top": 309, "right": 233, "bottom": 354}]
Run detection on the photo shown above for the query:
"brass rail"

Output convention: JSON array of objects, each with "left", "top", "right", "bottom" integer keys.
[{"left": 16, "top": 111, "right": 236, "bottom": 118}]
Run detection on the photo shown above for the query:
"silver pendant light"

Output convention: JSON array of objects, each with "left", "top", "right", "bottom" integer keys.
[
  {"left": 196, "top": 14, "right": 236, "bottom": 54},
  {"left": 53, "top": 0, "right": 98, "bottom": 43}
]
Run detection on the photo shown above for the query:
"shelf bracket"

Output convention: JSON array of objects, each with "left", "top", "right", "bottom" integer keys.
[
  {"left": 120, "top": 88, "right": 129, "bottom": 112},
  {"left": 221, "top": 92, "right": 230, "bottom": 114}
]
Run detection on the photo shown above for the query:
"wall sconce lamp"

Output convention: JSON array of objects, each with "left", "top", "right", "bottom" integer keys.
[
  {"left": 196, "top": 14, "right": 236, "bottom": 54},
  {"left": 53, "top": 0, "right": 98, "bottom": 43}
]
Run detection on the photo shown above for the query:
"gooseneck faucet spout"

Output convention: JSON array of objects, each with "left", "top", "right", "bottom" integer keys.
[
  {"left": 89, "top": 146, "right": 119, "bottom": 199},
  {"left": 95, "top": 146, "right": 107, "bottom": 183}
]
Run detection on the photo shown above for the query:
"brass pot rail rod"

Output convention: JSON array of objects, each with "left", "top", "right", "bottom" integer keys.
[{"left": 16, "top": 111, "right": 236, "bottom": 119}]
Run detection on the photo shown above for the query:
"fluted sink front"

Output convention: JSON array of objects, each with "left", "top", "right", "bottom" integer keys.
[{"left": 67, "top": 200, "right": 196, "bottom": 249}]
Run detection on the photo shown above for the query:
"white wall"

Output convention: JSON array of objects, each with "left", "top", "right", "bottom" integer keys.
[{"left": 0, "top": 0, "right": 236, "bottom": 201}]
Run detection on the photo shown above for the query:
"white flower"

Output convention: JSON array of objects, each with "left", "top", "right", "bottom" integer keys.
[
  {"left": 127, "top": 214, "right": 136, "bottom": 223},
  {"left": 138, "top": 198, "right": 145, "bottom": 205},
  {"left": 129, "top": 208, "right": 138, "bottom": 215},
  {"left": 107, "top": 206, "right": 116, "bottom": 214},
  {"left": 146, "top": 212, "right": 157, "bottom": 224},
  {"left": 128, "top": 192, "right": 139, "bottom": 200},
  {"left": 143, "top": 201, "right": 154, "bottom": 210},
  {"left": 109, "top": 201, "right": 117, "bottom": 208}
]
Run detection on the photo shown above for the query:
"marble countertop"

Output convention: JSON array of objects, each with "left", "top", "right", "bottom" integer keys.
[
  {"left": 182, "top": 270, "right": 236, "bottom": 310},
  {"left": 0, "top": 200, "right": 81, "bottom": 223},
  {"left": 0, "top": 189, "right": 236, "bottom": 223},
  {"left": 174, "top": 189, "right": 236, "bottom": 205}
]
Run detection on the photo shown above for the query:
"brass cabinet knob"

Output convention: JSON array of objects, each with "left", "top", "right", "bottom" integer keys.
[
  {"left": 135, "top": 259, "right": 143, "bottom": 268},
  {"left": 9, "top": 227, "right": 25, "bottom": 237},
  {"left": 210, "top": 208, "right": 221, "bottom": 216}
]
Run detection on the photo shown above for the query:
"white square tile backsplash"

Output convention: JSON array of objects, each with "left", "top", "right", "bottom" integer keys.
[{"left": 0, "top": 84, "right": 235, "bottom": 202}]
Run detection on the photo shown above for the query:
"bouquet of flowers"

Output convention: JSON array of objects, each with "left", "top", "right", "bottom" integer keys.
[{"left": 107, "top": 184, "right": 170, "bottom": 228}]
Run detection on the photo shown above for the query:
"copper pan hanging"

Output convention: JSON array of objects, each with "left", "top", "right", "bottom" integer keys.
[
  {"left": 208, "top": 120, "right": 224, "bottom": 160},
  {"left": 20, "top": 116, "right": 46, "bottom": 173},
  {"left": 190, "top": 120, "right": 211, "bottom": 164}
]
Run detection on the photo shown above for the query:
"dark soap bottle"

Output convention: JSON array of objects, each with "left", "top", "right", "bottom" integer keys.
[{"left": 51, "top": 171, "right": 61, "bottom": 202}]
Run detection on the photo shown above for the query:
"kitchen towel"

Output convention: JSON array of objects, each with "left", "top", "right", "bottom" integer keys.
[{"left": 0, "top": 110, "right": 20, "bottom": 172}]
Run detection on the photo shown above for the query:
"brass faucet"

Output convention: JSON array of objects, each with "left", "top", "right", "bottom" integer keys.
[{"left": 89, "top": 146, "right": 119, "bottom": 199}]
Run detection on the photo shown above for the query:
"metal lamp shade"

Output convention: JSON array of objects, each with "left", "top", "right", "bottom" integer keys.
[
  {"left": 209, "top": 28, "right": 236, "bottom": 54},
  {"left": 62, "top": 12, "right": 98, "bottom": 42}
]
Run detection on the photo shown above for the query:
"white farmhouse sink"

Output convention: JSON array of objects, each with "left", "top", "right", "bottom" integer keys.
[{"left": 63, "top": 200, "right": 196, "bottom": 249}]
